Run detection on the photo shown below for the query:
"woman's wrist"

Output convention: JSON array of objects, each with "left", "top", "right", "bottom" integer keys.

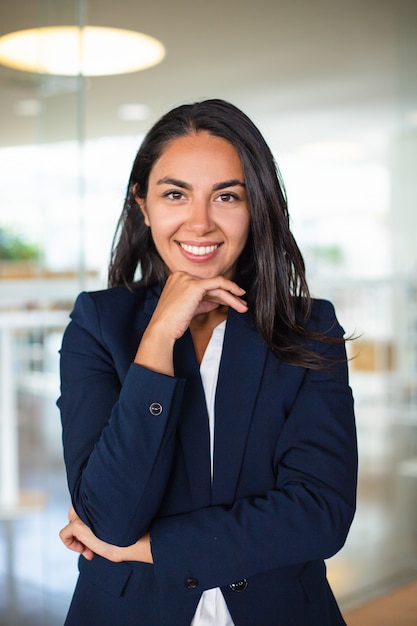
[
  {"left": 112, "top": 533, "right": 153, "bottom": 563},
  {"left": 134, "top": 324, "right": 175, "bottom": 376}
]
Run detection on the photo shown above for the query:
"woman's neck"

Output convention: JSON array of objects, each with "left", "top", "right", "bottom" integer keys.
[{"left": 190, "top": 306, "right": 228, "bottom": 365}]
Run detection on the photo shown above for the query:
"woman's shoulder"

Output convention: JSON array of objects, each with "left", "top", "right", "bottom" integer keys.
[
  {"left": 296, "top": 297, "right": 337, "bottom": 322},
  {"left": 297, "top": 297, "right": 344, "bottom": 339},
  {"left": 70, "top": 284, "right": 158, "bottom": 323},
  {"left": 81, "top": 283, "right": 152, "bottom": 303},
  {"left": 310, "top": 298, "right": 337, "bottom": 321}
]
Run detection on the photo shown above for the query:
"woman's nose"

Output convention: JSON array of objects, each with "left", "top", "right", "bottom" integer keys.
[{"left": 186, "top": 199, "right": 214, "bottom": 234}]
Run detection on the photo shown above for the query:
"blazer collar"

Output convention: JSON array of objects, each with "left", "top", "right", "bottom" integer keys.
[{"left": 211, "top": 309, "right": 268, "bottom": 504}]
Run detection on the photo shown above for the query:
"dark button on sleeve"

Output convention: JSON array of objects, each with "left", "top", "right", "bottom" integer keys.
[
  {"left": 185, "top": 577, "right": 199, "bottom": 589},
  {"left": 229, "top": 579, "right": 248, "bottom": 592},
  {"left": 149, "top": 402, "right": 163, "bottom": 416}
]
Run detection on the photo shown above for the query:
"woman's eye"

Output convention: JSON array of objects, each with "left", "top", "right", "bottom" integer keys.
[
  {"left": 164, "top": 190, "right": 185, "bottom": 201},
  {"left": 217, "top": 193, "right": 238, "bottom": 203}
]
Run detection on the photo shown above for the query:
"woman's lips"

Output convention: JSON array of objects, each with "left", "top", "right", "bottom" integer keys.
[{"left": 177, "top": 241, "right": 222, "bottom": 262}]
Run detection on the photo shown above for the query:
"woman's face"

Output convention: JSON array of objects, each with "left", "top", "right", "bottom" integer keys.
[{"left": 136, "top": 131, "right": 250, "bottom": 280}]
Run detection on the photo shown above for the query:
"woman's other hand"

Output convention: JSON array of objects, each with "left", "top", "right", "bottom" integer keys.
[{"left": 59, "top": 507, "right": 153, "bottom": 564}]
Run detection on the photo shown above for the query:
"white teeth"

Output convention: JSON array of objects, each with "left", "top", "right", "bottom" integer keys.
[{"left": 180, "top": 243, "right": 219, "bottom": 256}]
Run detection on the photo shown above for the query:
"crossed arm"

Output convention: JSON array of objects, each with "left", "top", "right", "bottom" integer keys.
[
  {"left": 60, "top": 506, "right": 152, "bottom": 563},
  {"left": 59, "top": 272, "right": 248, "bottom": 562}
]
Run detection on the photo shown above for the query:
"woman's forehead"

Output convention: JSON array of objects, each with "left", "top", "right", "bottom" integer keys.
[{"left": 149, "top": 132, "right": 244, "bottom": 182}]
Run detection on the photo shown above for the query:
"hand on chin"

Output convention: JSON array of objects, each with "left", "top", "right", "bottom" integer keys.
[{"left": 194, "top": 299, "right": 221, "bottom": 316}]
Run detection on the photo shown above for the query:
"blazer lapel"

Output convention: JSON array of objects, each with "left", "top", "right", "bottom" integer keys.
[
  {"left": 174, "top": 331, "right": 212, "bottom": 509},
  {"left": 212, "top": 310, "right": 268, "bottom": 505}
]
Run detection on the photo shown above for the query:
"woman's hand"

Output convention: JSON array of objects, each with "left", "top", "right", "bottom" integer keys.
[
  {"left": 59, "top": 507, "right": 153, "bottom": 564},
  {"left": 59, "top": 506, "right": 96, "bottom": 561},
  {"left": 152, "top": 271, "right": 247, "bottom": 340},
  {"left": 134, "top": 271, "right": 247, "bottom": 375}
]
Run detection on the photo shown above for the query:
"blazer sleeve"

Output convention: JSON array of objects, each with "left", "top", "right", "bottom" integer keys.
[
  {"left": 58, "top": 291, "right": 186, "bottom": 545},
  {"left": 150, "top": 300, "right": 357, "bottom": 591}
]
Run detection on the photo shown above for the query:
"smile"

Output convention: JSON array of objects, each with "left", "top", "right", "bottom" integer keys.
[{"left": 178, "top": 243, "right": 221, "bottom": 256}]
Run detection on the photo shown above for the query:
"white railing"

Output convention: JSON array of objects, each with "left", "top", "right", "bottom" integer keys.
[{"left": 0, "top": 309, "right": 69, "bottom": 514}]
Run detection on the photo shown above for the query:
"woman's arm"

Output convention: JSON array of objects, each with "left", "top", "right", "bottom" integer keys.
[
  {"left": 59, "top": 273, "right": 247, "bottom": 546},
  {"left": 59, "top": 506, "right": 152, "bottom": 563},
  {"left": 58, "top": 290, "right": 187, "bottom": 545}
]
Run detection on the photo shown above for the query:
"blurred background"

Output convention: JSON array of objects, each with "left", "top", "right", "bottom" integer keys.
[{"left": 0, "top": 0, "right": 416, "bottom": 624}]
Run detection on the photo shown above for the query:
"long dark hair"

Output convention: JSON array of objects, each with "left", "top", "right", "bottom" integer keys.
[{"left": 109, "top": 99, "right": 339, "bottom": 368}]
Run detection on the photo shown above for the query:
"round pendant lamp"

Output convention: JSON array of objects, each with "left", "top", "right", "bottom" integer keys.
[{"left": 0, "top": 26, "right": 165, "bottom": 76}]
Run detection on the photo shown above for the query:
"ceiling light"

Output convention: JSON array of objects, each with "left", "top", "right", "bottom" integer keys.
[
  {"left": 0, "top": 26, "right": 165, "bottom": 76},
  {"left": 15, "top": 100, "right": 42, "bottom": 116},
  {"left": 118, "top": 103, "right": 151, "bottom": 121}
]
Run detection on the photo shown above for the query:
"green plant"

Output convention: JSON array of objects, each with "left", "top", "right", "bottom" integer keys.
[{"left": 0, "top": 228, "right": 41, "bottom": 261}]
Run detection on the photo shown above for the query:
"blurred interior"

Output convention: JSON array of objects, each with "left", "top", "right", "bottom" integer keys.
[{"left": 0, "top": 0, "right": 416, "bottom": 624}]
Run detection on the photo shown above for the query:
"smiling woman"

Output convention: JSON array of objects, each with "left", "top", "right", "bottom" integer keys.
[
  {"left": 57, "top": 99, "right": 357, "bottom": 626},
  {"left": 134, "top": 132, "right": 250, "bottom": 280}
]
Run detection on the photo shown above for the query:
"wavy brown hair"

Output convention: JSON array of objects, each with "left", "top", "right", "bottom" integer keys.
[{"left": 109, "top": 99, "right": 342, "bottom": 368}]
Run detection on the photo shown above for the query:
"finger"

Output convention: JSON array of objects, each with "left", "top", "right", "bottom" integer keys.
[
  {"left": 59, "top": 523, "right": 96, "bottom": 560},
  {"left": 168, "top": 271, "right": 245, "bottom": 300},
  {"left": 59, "top": 526, "right": 85, "bottom": 554},
  {"left": 81, "top": 547, "right": 95, "bottom": 561},
  {"left": 195, "top": 275, "right": 246, "bottom": 297},
  {"left": 203, "top": 288, "right": 248, "bottom": 313},
  {"left": 197, "top": 278, "right": 248, "bottom": 312},
  {"left": 193, "top": 300, "right": 221, "bottom": 316}
]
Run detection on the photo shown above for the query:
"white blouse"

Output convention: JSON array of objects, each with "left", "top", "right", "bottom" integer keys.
[{"left": 190, "top": 321, "right": 235, "bottom": 626}]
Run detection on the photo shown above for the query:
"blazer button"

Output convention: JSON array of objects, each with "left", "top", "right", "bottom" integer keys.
[
  {"left": 229, "top": 579, "right": 248, "bottom": 592},
  {"left": 185, "top": 577, "right": 199, "bottom": 589},
  {"left": 149, "top": 402, "right": 163, "bottom": 416}
]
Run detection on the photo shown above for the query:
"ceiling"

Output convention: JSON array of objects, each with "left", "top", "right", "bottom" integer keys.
[{"left": 0, "top": 0, "right": 415, "bottom": 153}]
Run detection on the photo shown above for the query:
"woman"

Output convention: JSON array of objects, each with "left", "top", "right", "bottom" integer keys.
[{"left": 58, "top": 99, "right": 357, "bottom": 626}]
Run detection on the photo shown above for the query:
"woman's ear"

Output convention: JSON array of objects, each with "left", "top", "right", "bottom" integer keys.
[{"left": 132, "top": 184, "right": 150, "bottom": 227}]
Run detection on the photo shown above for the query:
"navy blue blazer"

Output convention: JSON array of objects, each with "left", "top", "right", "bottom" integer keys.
[{"left": 58, "top": 285, "right": 357, "bottom": 626}]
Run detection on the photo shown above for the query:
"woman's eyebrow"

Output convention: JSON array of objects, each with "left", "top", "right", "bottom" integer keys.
[
  {"left": 156, "top": 177, "right": 191, "bottom": 189},
  {"left": 212, "top": 179, "right": 246, "bottom": 191},
  {"left": 156, "top": 177, "right": 245, "bottom": 191}
]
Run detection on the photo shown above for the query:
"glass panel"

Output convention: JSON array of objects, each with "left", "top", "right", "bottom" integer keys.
[{"left": 0, "top": 1, "right": 89, "bottom": 623}]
